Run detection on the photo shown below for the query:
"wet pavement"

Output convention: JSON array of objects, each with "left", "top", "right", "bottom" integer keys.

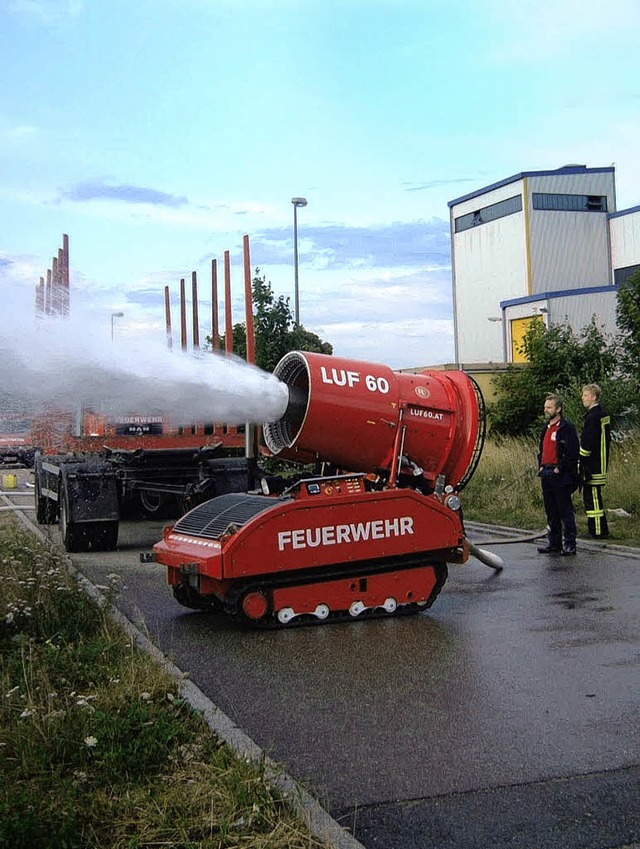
[{"left": 13, "top": 488, "right": 640, "bottom": 849}]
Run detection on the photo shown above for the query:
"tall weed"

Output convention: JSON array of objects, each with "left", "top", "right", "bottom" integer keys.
[{"left": 0, "top": 517, "right": 323, "bottom": 849}]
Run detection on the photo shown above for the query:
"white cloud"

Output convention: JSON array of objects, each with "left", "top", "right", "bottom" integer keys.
[
  {"left": 323, "top": 316, "right": 454, "bottom": 368},
  {"left": 8, "top": 0, "right": 82, "bottom": 23},
  {"left": 0, "top": 124, "right": 38, "bottom": 141}
]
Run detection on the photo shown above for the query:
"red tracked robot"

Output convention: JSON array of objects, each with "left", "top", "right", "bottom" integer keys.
[{"left": 154, "top": 352, "right": 499, "bottom": 627}]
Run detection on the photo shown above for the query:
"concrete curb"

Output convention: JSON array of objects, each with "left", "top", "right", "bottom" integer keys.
[{"left": 8, "top": 501, "right": 365, "bottom": 849}]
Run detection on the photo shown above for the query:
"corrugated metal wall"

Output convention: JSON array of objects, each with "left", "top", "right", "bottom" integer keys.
[
  {"left": 528, "top": 171, "right": 616, "bottom": 293},
  {"left": 610, "top": 209, "right": 640, "bottom": 271},
  {"left": 453, "top": 206, "right": 526, "bottom": 361}
]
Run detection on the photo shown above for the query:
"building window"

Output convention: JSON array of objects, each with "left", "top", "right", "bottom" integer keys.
[
  {"left": 532, "top": 193, "right": 608, "bottom": 212},
  {"left": 454, "top": 195, "right": 523, "bottom": 233},
  {"left": 614, "top": 264, "right": 640, "bottom": 286}
]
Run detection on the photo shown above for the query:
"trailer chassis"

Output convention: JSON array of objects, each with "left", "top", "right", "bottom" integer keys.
[{"left": 34, "top": 445, "right": 258, "bottom": 552}]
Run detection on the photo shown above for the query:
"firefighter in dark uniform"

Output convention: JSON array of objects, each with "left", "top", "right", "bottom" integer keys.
[
  {"left": 579, "top": 383, "right": 611, "bottom": 539},
  {"left": 537, "top": 394, "right": 580, "bottom": 556}
]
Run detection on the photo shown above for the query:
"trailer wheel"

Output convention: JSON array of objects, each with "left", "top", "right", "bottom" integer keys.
[
  {"left": 35, "top": 475, "right": 56, "bottom": 525},
  {"left": 98, "top": 521, "right": 119, "bottom": 551},
  {"left": 80, "top": 521, "right": 119, "bottom": 552},
  {"left": 140, "top": 490, "right": 164, "bottom": 516},
  {"left": 59, "top": 493, "right": 86, "bottom": 553}
]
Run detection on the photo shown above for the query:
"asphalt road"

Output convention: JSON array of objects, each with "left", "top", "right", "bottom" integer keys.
[{"left": 11, "top": 479, "right": 640, "bottom": 849}]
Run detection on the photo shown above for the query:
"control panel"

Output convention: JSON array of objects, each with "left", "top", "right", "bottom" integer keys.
[{"left": 297, "top": 475, "right": 365, "bottom": 499}]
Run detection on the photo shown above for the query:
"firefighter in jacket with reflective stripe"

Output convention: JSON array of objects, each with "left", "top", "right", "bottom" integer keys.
[{"left": 579, "top": 383, "right": 611, "bottom": 539}]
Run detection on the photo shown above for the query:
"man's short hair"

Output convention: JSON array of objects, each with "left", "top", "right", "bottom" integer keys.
[
  {"left": 545, "top": 393, "right": 564, "bottom": 413},
  {"left": 582, "top": 383, "right": 601, "bottom": 401}
]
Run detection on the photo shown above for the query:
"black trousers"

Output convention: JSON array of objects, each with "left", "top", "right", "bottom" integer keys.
[
  {"left": 540, "top": 469, "right": 576, "bottom": 549},
  {"left": 583, "top": 483, "right": 609, "bottom": 538}
]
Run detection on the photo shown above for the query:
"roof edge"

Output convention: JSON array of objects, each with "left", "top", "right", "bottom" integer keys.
[
  {"left": 448, "top": 166, "right": 615, "bottom": 209},
  {"left": 500, "top": 284, "right": 619, "bottom": 309}
]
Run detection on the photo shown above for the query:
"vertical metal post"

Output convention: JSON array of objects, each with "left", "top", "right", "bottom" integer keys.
[
  {"left": 243, "top": 235, "right": 256, "bottom": 365},
  {"left": 191, "top": 270, "right": 200, "bottom": 350},
  {"left": 211, "top": 259, "right": 220, "bottom": 351},
  {"left": 180, "top": 278, "right": 187, "bottom": 351},
  {"left": 45, "top": 268, "right": 52, "bottom": 315},
  {"left": 164, "top": 285, "right": 173, "bottom": 349},
  {"left": 224, "top": 250, "right": 233, "bottom": 354},
  {"left": 62, "top": 233, "right": 70, "bottom": 316},
  {"left": 291, "top": 197, "right": 307, "bottom": 325},
  {"left": 110, "top": 312, "right": 123, "bottom": 343},
  {"left": 52, "top": 256, "right": 59, "bottom": 315},
  {"left": 35, "top": 276, "right": 45, "bottom": 316},
  {"left": 293, "top": 203, "right": 300, "bottom": 325}
]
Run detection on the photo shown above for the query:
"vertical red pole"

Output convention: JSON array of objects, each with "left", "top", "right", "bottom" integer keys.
[
  {"left": 52, "top": 256, "right": 59, "bottom": 314},
  {"left": 57, "top": 249, "right": 65, "bottom": 315},
  {"left": 243, "top": 235, "right": 256, "bottom": 365},
  {"left": 35, "top": 276, "right": 45, "bottom": 316},
  {"left": 62, "top": 234, "right": 70, "bottom": 316},
  {"left": 164, "top": 285, "right": 173, "bottom": 350},
  {"left": 45, "top": 268, "right": 52, "bottom": 315},
  {"left": 211, "top": 259, "right": 220, "bottom": 351},
  {"left": 224, "top": 250, "right": 233, "bottom": 354},
  {"left": 180, "top": 278, "right": 188, "bottom": 351},
  {"left": 191, "top": 270, "right": 200, "bottom": 350}
]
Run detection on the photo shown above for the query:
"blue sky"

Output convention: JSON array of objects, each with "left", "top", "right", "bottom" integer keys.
[{"left": 2, "top": 0, "right": 639, "bottom": 369}]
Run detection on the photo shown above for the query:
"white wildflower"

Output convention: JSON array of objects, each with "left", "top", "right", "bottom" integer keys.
[{"left": 84, "top": 736, "right": 98, "bottom": 748}]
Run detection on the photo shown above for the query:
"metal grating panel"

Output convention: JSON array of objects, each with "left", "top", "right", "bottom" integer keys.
[{"left": 173, "top": 493, "right": 283, "bottom": 540}]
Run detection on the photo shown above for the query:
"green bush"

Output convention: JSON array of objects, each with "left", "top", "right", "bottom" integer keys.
[{"left": 488, "top": 318, "right": 637, "bottom": 436}]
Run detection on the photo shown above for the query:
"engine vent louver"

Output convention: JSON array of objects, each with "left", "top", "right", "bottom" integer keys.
[{"left": 173, "top": 494, "right": 283, "bottom": 540}]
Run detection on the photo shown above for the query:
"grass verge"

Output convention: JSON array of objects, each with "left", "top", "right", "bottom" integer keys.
[
  {"left": 0, "top": 513, "right": 325, "bottom": 849},
  {"left": 463, "top": 435, "right": 640, "bottom": 546}
]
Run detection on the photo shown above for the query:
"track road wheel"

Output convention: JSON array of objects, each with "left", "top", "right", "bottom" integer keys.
[
  {"left": 241, "top": 590, "right": 270, "bottom": 623},
  {"left": 59, "top": 494, "right": 86, "bottom": 553},
  {"left": 314, "top": 604, "right": 330, "bottom": 620},
  {"left": 277, "top": 607, "right": 296, "bottom": 625},
  {"left": 349, "top": 600, "right": 366, "bottom": 618}
]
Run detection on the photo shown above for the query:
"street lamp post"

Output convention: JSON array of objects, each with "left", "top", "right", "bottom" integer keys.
[
  {"left": 291, "top": 197, "right": 307, "bottom": 325},
  {"left": 111, "top": 311, "right": 124, "bottom": 342}
]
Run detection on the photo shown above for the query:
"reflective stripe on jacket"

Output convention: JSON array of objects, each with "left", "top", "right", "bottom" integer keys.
[{"left": 580, "top": 404, "right": 611, "bottom": 485}]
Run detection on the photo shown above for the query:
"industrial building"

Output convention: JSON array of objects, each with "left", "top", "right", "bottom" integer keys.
[{"left": 448, "top": 165, "right": 640, "bottom": 365}]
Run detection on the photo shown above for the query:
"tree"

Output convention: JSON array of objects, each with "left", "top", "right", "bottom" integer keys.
[
  {"left": 488, "top": 318, "right": 625, "bottom": 436},
  {"left": 210, "top": 270, "right": 332, "bottom": 372},
  {"left": 616, "top": 269, "right": 640, "bottom": 389}
]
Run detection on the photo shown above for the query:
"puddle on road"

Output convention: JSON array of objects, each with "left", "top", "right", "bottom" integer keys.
[{"left": 546, "top": 586, "right": 615, "bottom": 616}]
